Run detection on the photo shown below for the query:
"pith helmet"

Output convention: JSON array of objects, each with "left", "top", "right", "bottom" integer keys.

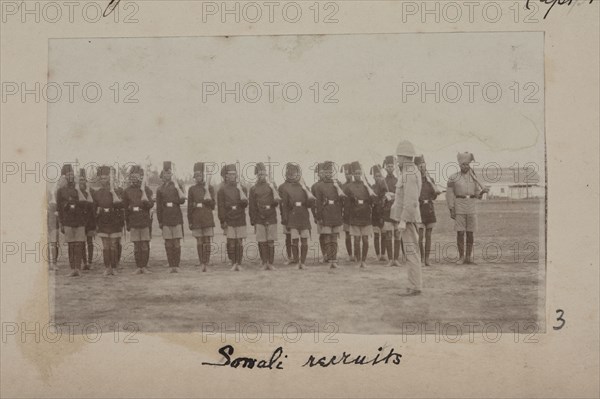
[{"left": 396, "top": 140, "right": 417, "bottom": 157}]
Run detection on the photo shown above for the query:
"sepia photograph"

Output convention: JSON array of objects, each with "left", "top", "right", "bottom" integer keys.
[{"left": 45, "top": 32, "right": 546, "bottom": 335}]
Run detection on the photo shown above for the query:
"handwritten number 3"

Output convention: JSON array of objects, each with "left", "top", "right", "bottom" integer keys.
[{"left": 553, "top": 309, "right": 565, "bottom": 330}]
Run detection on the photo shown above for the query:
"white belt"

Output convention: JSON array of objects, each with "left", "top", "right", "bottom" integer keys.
[
  {"left": 69, "top": 204, "right": 75, "bottom": 209},
  {"left": 166, "top": 202, "right": 173, "bottom": 207},
  {"left": 232, "top": 205, "right": 237, "bottom": 210},
  {"left": 196, "top": 203, "right": 203, "bottom": 208},
  {"left": 295, "top": 202, "right": 302, "bottom": 207},
  {"left": 358, "top": 199, "right": 364, "bottom": 205},
  {"left": 264, "top": 205, "right": 271, "bottom": 210},
  {"left": 327, "top": 200, "right": 334, "bottom": 205},
  {"left": 133, "top": 206, "right": 140, "bottom": 212},
  {"left": 103, "top": 208, "right": 110, "bottom": 213}
]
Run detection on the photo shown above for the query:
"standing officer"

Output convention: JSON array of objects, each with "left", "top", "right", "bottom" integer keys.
[
  {"left": 313, "top": 161, "right": 345, "bottom": 269},
  {"left": 56, "top": 164, "right": 88, "bottom": 277},
  {"left": 218, "top": 164, "right": 249, "bottom": 271},
  {"left": 390, "top": 141, "right": 423, "bottom": 295},
  {"left": 92, "top": 166, "right": 124, "bottom": 276},
  {"left": 123, "top": 165, "right": 155, "bottom": 274},
  {"left": 249, "top": 162, "right": 279, "bottom": 270},
  {"left": 188, "top": 162, "right": 216, "bottom": 272},
  {"left": 446, "top": 152, "right": 488, "bottom": 264},
  {"left": 156, "top": 161, "right": 186, "bottom": 273},
  {"left": 415, "top": 155, "right": 440, "bottom": 266}
]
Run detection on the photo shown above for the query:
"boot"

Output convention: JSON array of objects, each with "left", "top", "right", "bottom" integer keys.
[
  {"left": 197, "top": 244, "right": 204, "bottom": 268},
  {"left": 345, "top": 233, "right": 354, "bottom": 261},
  {"left": 291, "top": 240, "right": 300, "bottom": 265},
  {"left": 300, "top": 239, "right": 308, "bottom": 266},
  {"left": 393, "top": 238, "right": 401, "bottom": 265},
  {"left": 466, "top": 232, "right": 476, "bottom": 264},
  {"left": 258, "top": 242, "right": 267, "bottom": 269},
  {"left": 268, "top": 241, "right": 275, "bottom": 268},
  {"left": 353, "top": 237, "right": 361, "bottom": 264},
  {"left": 87, "top": 236, "right": 94, "bottom": 265}
]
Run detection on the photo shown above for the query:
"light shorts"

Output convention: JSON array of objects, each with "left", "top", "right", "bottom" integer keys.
[
  {"left": 343, "top": 224, "right": 350, "bottom": 232},
  {"left": 290, "top": 229, "right": 310, "bottom": 239},
  {"left": 320, "top": 225, "right": 342, "bottom": 234},
  {"left": 350, "top": 224, "right": 374, "bottom": 237},
  {"left": 64, "top": 226, "right": 86, "bottom": 242},
  {"left": 418, "top": 222, "right": 436, "bottom": 229},
  {"left": 226, "top": 225, "right": 247, "bottom": 239},
  {"left": 97, "top": 231, "right": 122, "bottom": 239},
  {"left": 162, "top": 224, "right": 183, "bottom": 239},
  {"left": 454, "top": 214, "right": 477, "bottom": 232},
  {"left": 130, "top": 227, "right": 151, "bottom": 241},
  {"left": 372, "top": 226, "right": 381, "bottom": 234},
  {"left": 191, "top": 227, "right": 214, "bottom": 238},
  {"left": 255, "top": 224, "right": 277, "bottom": 242},
  {"left": 382, "top": 221, "right": 399, "bottom": 232},
  {"left": 48, "top": 229, "right": 59, "bottom": 244}
]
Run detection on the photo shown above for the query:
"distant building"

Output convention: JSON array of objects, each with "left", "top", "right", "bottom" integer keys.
[{"left": 475, "top": 167, "right": 544, "bottom": 200}]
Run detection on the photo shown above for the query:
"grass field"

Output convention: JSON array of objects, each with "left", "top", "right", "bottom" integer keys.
[{"left": 51, "top": 199, "right": 545, "bottom": 334}]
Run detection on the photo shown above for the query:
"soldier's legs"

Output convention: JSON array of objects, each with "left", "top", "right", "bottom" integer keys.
[
  {"left": 267, "top": 240, "right": 275, "bottom": 265},
  {"left": 165, "top": 239, "right": 174, "bottom": 268},
  {"left": 361, "top": 235, "right": 369, "bottom": 262},
  {"left": 109, "top": 238, "right": 119, "bottom": 270},
  {"left": 466, "top": 231, "right": 474, "bottom": 263},
  {"left": 418, "top": 227, "right": 425, "bottom": 263},
  {"left": 141, "top": 241, "right": 150, "bottom": 269},
  {"left": 116, "top": 239, "right": 122, "bottom": 266},
  {"left": 101, "top": 237, "right": 111, "bottom": 269},
  {"left": 325, "top": 234, "right": 338, "bottom": 267},
  {"left": 353, "top": 236, "right": 361, "bottom": 263},
  {"left": 403, "top": 223, "right": 422, "bottom": 292},
  {"left": 133, "top": 241, "right": 143, "bottom": 269},
  {"left": 195, "top": 237, "right": 204, "bottom": 266},
  {"left": 49, "top": 242, "right": 58, "bottom": 270},
  {"left": 384, "top": 231, "right": 394, "bottom": 265},
  {"left": 226, "top": 239, "right": 235, "bottom": 265},
  {"left": 424, "top": 228, "right": 433, "bottom": 266},
  {"left": 319, "top": 234, "right": 327, "bottom": 262},
  {"left": 285, "top": 233, "right": 292, "bottom": 260},
  {"left": 345, "top": 231, "right": 353, "bottom": 259},
  {"left": 235, "top": 238, "right": 244, "bottom": 265},
  {"left": 258, "top": 241, "right": 267, "bottom": 265},
  {"left": 300, "top": 238, "right": 308, "bottom": 265},
  {"left": 393, "top": 231, "right": 401, "bottom": 261},
  {"left": 374, "top": 232, "right": 380, "bottom": 257},
  {"left": 173, "top": 239, "right": 181, "bottom": 268},
  {"left": 87, "top": 235, "right": 94, "bottom": 265},
  {"left": 456, "top": 231, "right": 465, "bottom": 263},
  {"left": 202, "top": 236, "right": 212, "bottom": 267},
  {"left": 291, "top": 238, "right": 300, "bottom": 264}
]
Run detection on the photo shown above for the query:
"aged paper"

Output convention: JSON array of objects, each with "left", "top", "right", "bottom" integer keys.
[{"left": 1, "top": 1, "right": 598, "bottom": 397}]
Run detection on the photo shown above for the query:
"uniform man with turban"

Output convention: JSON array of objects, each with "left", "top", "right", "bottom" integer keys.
[
  {"left": 123, "top": 165, "right": 155, "bottom": 274},
  {"left": 341, "top": 163, "right": 355, "bottom": 262},
  {"left": 344, "top": 161, "right": 378, "bottom": 268},
  {"left": 313, "top": 161, "right": 345, "bottom": 269},
  {"left": 188, "top": 162, "right": 216, "bottom": 272},
  {"left": 376, "top": 155, "right": 403, "bottom": 267},
  {"left": 390, "top": 140, "right": 423, "bottom": 295},
  {"left": 249, "top": 162, "right": 279, "bottom": 270},
  {"left": 370, "top": 165, "right": 386, "bottom": 262},
  {"left": 56, "top": 164, "right": 89, "bottom": 277},
  {"left": 279, "top": 163, "right": 315, "bottom": 269},
  {"left": 156, "top": 161, "right": 186, "bottom": 273},
  {"left": 92, "top": 165, "right": 124, "bottom": 276},
  {"left": 217, "top": 163, "right": 249, "bottom": 271},
  {"left": 446, "top": 152, "right": 488, "bottom": 264}
]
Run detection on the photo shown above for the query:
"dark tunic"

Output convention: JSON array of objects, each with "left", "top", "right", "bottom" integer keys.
[
  {"left": 123, "top": 185, "right": 155, "bottom": 229},
  {"left": 313, "top": 179, "right": 343, "bottom": 227},
  {"left": 249, "top": 181, "right": 278, "bottom": 226},
  {"left": 156, "top": 182, "right": 186, "bottom": 227},
  {"left": 341, "top": 179, "right": 353, "bottom": 225},
  {"left": 56, "top": 184, "right": 88, "bottom": 227},
  {"left": 92, "top": 187, "right": 124, "bottom": 234},
  {"left": 280, "top": 182, "right": 314, "bottom": 231},
  {"left": 376, "top": 173, "right": 398, "bottom": 223},
  {"left": 370, "top": 179, "right": 384, "bottom": 228},
  {"left": 81, "top": 190, "right": 97, "bottom": 232},
  {"left": 217, "top": 182, "right": 248, "bottom": 227},
  {"left": 419, "top": 176, "right": 438, "bottom": 225},
  {"left": 187, "top": 183, "right": 216, "bottom": 229},
  {"left": 344, "top": 180, "right": 377, "bottom": 226}
]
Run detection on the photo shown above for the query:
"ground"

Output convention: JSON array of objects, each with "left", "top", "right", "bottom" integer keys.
[{"left": 51, "top": 199, "right": 545, "bottom": 335}]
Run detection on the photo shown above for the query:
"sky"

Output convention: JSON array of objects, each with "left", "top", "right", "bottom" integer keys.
[{"left": 47, "top": 32, "right": 544, "bottom": 185}]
